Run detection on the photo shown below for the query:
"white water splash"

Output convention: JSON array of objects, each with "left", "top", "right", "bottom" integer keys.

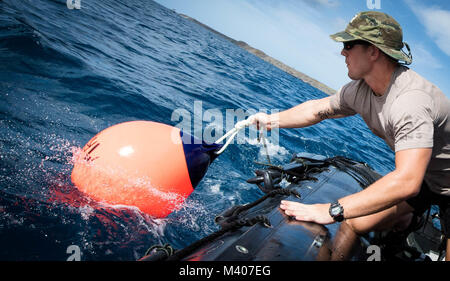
[{"left": 246, "top": 136, "right": 289, "bottom": 161}]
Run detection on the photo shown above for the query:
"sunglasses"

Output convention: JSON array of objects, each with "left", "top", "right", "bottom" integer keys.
[{"left": 343, "top": 40, "right": 372, "bottom": 50}]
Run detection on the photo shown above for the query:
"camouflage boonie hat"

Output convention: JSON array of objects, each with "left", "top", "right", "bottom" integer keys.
[{"left": 330, "top": 11, "right": 412, "bottom": 65}]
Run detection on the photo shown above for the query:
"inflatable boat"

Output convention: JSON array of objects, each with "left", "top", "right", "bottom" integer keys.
[{"left": 140, "top": 153, "right": 446, "bottom": 261}]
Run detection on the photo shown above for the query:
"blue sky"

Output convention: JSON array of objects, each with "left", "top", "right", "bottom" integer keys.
[{"left": 156, "top": 0, "right": 450, "bottom": 98}]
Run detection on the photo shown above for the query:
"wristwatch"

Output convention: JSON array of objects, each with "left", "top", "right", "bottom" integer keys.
[{"left": 329, "top": 201, "right": 344, "bottom": 222}]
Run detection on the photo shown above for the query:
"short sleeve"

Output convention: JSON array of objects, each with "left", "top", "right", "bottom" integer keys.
[
  {"left": 390, "top": 92, "right": 434, "bottom": 152},
  {"left": 329, "top": 83, "right": 357, "bottom": 116}
]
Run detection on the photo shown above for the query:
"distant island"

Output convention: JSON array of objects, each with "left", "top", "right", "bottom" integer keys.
[{"left": 179, "top": 13, "right": 336, "bottom": 96}]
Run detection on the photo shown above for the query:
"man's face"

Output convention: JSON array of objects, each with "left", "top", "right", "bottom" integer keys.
[{"left": 341, "top": 41, "right": 373, "bottom": 80}]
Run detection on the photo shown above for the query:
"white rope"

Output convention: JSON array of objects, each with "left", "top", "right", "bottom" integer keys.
[{"left": 214, "top": 119, "right": 252, "bottom": 155}]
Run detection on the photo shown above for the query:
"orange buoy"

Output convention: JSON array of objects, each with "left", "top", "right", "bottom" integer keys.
[{"left": 71, "top": 121, "right": 222, "bottom": 218}]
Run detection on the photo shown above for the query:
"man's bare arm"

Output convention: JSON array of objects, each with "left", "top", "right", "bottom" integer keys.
[
  {"left": 250, "top": 96, "right": 347, "bottom": 130},
  {"left": 275, "top": 96, "right": 346, "bottom": 128},
  {"left": 339, "top": 147, "right": 432, "bottom": 219}
]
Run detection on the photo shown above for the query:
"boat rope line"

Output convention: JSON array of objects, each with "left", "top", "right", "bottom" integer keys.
[
  {"left": 214, "top": 119, "right": 251, "bottom": 155},
  {"left": 144, "top": 244, "right": 174, "bottom": 258},
  {"left": 327, "top": 157, "right": 381, "bottom": 188},
  {"left": 214, "top": 188, "right": 301, "bottom": 228},
  {"left": 258, "top": 131, "right": 272, "bottom": 164}
]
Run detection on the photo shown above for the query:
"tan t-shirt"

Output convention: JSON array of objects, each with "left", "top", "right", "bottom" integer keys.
[{"left": 329, "top": 66, "right": 450, "bottom": 196}]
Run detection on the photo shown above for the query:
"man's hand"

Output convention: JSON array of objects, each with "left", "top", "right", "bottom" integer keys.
[
  {"left": 248, "top": 113, "right": 276, "bottom": 131},
  {"left": 279, "top": 200, "right": 335, "bottom": 225}
]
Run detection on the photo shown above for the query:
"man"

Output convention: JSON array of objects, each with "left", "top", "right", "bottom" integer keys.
[{"left": 249, "top": 11, "right": 450, "bottom": 260}]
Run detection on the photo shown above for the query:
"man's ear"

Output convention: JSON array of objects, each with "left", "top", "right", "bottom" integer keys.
[{"left": 368, "top": 45, "right": 381, "bottom": 62}]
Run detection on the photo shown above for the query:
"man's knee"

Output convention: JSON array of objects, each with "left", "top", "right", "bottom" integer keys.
[
  {"left": 343, "top": 218, "right": 373, "bottom": 235},
  {"left": 345, "top": 203, "right": 415, "bottom": 235},
  {"left": 344, "top": 213, "right": 403, "bottom": 235},
  {"left": 445, "top": 239, "right": 450, "bottom": 261}
]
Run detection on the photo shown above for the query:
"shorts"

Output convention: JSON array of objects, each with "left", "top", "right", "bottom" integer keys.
[{"left": 406, "top": 181, "right": 450, "bottom": 239}]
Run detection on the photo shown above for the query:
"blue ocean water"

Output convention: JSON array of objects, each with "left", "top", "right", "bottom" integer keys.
[{"left": 0, "top": 0, "right": 397, "bottom": 260}]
